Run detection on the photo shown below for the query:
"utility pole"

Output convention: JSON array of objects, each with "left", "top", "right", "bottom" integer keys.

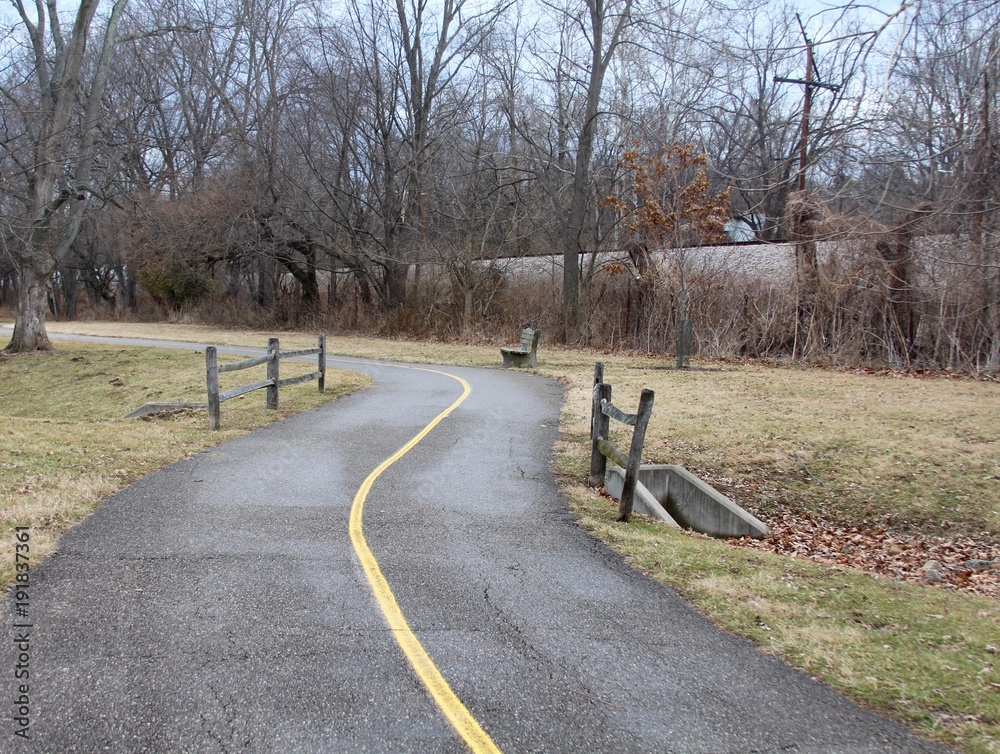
[
  {"left": 775, "top": 14, "right": 841, "bottom": 193},
  {"left": 774, "top": 15, "right": 841, "bottom": 358},
  {"left": 798, "top": 39, "right": 812, "bottom": 192}
]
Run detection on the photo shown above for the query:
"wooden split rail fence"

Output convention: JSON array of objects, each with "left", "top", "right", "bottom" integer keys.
[
  {"left": 588, "top": 362, "right": 655, "bottom": 523},
  {"left": 205, "top": 335, "right": 326, "bottom": 430}
]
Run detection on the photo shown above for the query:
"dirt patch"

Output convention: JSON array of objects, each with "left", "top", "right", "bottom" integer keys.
[{"left": 138, "top": 407, "right": 204, "bottom": 421}]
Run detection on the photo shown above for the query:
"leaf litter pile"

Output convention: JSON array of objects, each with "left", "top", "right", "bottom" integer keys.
[{"left": 730, "top": 506, "right": 1000, "bottom": 599}]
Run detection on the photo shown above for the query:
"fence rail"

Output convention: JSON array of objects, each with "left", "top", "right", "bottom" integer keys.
[
  {"left": 218, "top": 353, "right": 271, "bottom": 373},
  {"left": 206, "top": 334, "right": 326, "bottom": 430},
  {"left": 600, "top": 401, "right": 637, "bottom": 426},
  {"left": 588, "top": 361, "right": 655, "bottom": 523}
]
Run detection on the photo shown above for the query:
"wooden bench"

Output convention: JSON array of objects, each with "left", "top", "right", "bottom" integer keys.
[{"left": 500, "top": 327, "right": 541, "bottom": 368}]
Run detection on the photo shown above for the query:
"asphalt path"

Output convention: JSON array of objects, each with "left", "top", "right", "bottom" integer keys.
[{"left": 2, "top": 329, "right": 951, "bottom": 752}]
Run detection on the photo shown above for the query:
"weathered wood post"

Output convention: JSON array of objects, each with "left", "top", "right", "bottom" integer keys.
[
  {"left": 617, "top": 388, "right": 655, "bottom": 523},
  {"left": 589, "top": 382, "right": 612, "bottom": 487},
  {"left": 266, "top": 337, "right": 279, "bottom": 409},
  {"left": 318, "top": 333, "right": 326, "bottom": 393},
  {"left": 206, "top": 346, "right": 220, "bottom": 430},
  {"left": 590, "top": 362, "right": 604, "bottom": 437},
  {"left": 676, "top": 319, "right": 692, "bottom": 369}
]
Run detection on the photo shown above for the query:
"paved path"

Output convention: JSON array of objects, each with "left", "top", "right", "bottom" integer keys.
[{"left": 3, "top": 331, "right": 949, "bottom": 752}]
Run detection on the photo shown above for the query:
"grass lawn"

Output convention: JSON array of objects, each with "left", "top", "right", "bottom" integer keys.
[{"left": 2, "top": 319, "right": 998, "bottom": 753}]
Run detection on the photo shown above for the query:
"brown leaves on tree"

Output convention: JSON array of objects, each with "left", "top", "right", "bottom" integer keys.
[{"left": 603, "top": 141, "right": 732, "bottom": 249}]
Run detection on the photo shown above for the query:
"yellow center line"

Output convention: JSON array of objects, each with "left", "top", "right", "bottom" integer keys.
[{"left": 347, "top": 366, "right": 502, "bottom": 754}]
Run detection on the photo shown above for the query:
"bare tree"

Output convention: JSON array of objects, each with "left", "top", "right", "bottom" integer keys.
[
  {"left": 604, "top": 142, "right": 731, "bottom": 351},
  {"left": 431, "top": 57, "right": 530, "bottom": 334},
  {"left": 702, "top": 10, "right": 800, "bottom": 241},
  {"left": 508, "top": 0, "right": 635, "bottom": 342},
  {"left": 558, "top": 0, "right": 634, "bottom": 342},
  {"left": 858, "top": 0, "right": 1000, "bottom": 369},
  {"left": 4, "top": 0, "right": 129, "bottom": 352}
]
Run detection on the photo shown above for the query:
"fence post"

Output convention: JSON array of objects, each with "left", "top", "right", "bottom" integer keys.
[
  {"left": 589, "top": 382, "right": 612, "bottom": 487},
  {"left": 618, "top": 389, "right": 655, "bottom": 523},
  {"left": 590, "top": 362, "right": 604, "bottom": 438},
  {"left": 318, "top": 333, "right": 326, "bottom": 393},
  {"left": 676, "top": 319, "right": 693, "bottom": 369},
  {"left": 206, "top": 346, "right": 220, "bottom": 430},
  {"left": 266, "top": 337, "right": 279, "bottom": 409}
]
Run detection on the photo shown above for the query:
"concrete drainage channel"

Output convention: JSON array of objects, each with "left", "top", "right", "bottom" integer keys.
[
  {"left": 589, "top": 361, "right": 768, "bottom": 539},
  {"left": 125, "top": 402, "right": 207, "bottom": 419},
  {"left": 603, "top": 464, "right": 769, "bottom": 539}
]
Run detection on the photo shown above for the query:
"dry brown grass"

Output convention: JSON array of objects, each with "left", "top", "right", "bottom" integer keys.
[{"left": 552, "top": 360, "right": 1000, "bottom": 538}]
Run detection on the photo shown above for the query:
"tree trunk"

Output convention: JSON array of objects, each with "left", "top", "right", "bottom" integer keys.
[
  {"left": 384, "top": 260, "right": 408, "bottom": 309},
  {"left": 790, "top": 194, "right": 820, "bottom": 358},
  {"left": 7, "top": 260, "right": 56, "bottom": 352},
  {"left": 60, "top": 264, "right": 80, "bottom": 319},
  {"left": 628, "top": 244, "right": 651, "bottom": 341},
  {"left": 463, "top": 283, "right": 474, "bottom": 335},
  {"left": 257, "top": 253, "right": 275, "bottom": 309},
  {"left": 878, "top": 229, "right": 916, "bottom": 367},
  {"left": 116, "top": 261, "right": 137, "bottom": 312},
  {"left": 300, "top": 263, "right": 320, "bottom": 316},
  {"left": 5, "top": 0, "right": 129, "bottom": 353},
  {"left": 558, "top": 0, "right": 633, "bottom": 344}
]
